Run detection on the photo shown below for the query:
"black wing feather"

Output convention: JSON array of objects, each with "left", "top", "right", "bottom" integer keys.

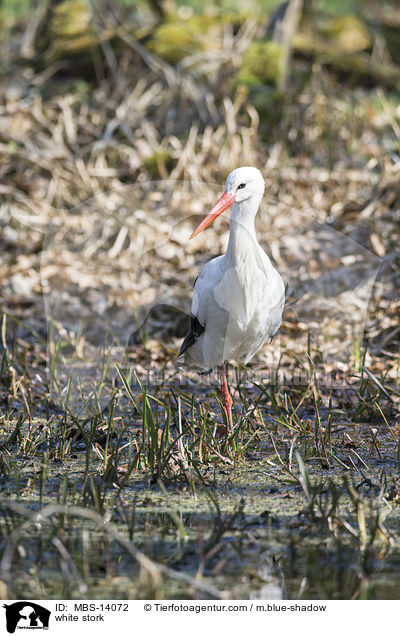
[{"left": 179, "top": 315, "right": 205, "bottom": 356}]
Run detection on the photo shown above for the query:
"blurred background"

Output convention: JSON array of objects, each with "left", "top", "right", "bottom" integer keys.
[{"left": 0, "top": 0, "right": 399, "bottom": 390}]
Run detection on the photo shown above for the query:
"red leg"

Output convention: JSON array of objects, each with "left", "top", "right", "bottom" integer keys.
[{"left": 218, "top": 363, "right": 233, "bottom": 435}]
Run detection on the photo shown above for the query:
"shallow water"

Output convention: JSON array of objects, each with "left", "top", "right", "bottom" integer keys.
[{"left": 1, "top": 413, "right": 399, "bottom": 601}]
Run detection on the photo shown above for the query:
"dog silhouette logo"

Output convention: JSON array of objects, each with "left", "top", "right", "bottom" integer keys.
[{"left": 3, "top": 602, "right": 50, "bottom": 633}]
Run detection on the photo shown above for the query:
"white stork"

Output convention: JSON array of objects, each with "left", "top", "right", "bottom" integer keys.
[{"left": 178, "top": 166, "right": 285, "bottom": 433}]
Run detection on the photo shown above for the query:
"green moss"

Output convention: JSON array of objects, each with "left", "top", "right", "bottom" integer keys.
[
  {"left": 51, "top": 0, "right": 93, "bottom": 38},
  {"left": 47, "top": 0, "right": 99, "bottom": 59},
  {"left": 235, "top": 41, "right": 283, "bottom": 88},
  {"left": 143, "top": 150, "right": 177, "bottom": 178},
  {"left": 318, "top": 15, "right": 371, "bottom": 53},
  {"left": 146, "top": 14, "right": 220, "bottom": 64},
  {"left": 147, "top": 23, "right": 201, "bottom": 63}
]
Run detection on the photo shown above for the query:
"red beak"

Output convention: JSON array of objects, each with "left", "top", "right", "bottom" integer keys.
[{"left": 189, "top": 191, "right": 235, "bottom": 239}]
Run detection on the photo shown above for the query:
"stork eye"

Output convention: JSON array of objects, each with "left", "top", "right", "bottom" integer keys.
[{"left": 237, "top": 183, "right": 246, "bottom": 190}]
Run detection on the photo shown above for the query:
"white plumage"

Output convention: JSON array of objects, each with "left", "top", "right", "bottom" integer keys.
[{"left": 178, "top": 166, "right": 285, "bottom": 375}]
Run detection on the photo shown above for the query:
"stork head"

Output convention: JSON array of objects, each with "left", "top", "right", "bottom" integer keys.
[
  {"left": 190, "top": 166, "right": 265, "bottom": 239},
  {"left": 224, "top": 166, "right": 265, "bottom": 202}
]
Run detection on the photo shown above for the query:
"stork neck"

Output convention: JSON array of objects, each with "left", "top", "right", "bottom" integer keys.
[{"left": 226, "top": 196, "right": 261, "bottom": 260}]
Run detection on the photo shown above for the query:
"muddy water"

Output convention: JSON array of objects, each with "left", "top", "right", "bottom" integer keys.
[{"left": 1, "top": 425, "right": 400, "bottom": 600}]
